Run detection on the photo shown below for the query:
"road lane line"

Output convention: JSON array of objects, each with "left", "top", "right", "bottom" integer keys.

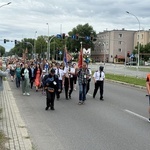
[{"left": 124, "top": 109, "right": 148, "bottom": 121}]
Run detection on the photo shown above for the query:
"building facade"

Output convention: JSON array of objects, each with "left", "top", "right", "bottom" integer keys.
[
  {"left": 92, "top": 29, "right": 135, "bottom": 63},
  {"left": 134, "top": 30, "right": 150, "bottom": 47}
]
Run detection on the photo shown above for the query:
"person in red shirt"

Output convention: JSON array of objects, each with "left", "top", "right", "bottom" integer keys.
[{"left": 146, "top": 73, "right": 150, "bottom": 122}]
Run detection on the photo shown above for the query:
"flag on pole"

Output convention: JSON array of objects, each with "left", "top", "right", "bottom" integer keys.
[
  {"left": 78, "top": 48, "right": 83, "bottom": 68},
  {"left": 63, "top": 49, "right": 67, "bottom": 66}
]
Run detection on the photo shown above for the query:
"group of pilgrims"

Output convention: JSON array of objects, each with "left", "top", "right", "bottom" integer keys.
[{"left": 6, "top": 58, "right": 105, "bottom": 110}]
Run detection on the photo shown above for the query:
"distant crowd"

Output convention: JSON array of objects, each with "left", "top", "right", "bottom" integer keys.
[{"left": 1, "top": 57, "right": 105, "bottom": 110}]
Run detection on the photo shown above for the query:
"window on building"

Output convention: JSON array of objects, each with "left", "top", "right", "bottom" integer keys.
[
  {"left": 118, "top": 41, "right": 122, "bottom": 44},
  {"left": 142, "top": 34, "right": 143, "bottom": 39},
  {"left": 119, "top": 34, "right": 123, "bottom": 38},
  {"left": 118, "top": 48, "right": 122, "bottom": 52}
]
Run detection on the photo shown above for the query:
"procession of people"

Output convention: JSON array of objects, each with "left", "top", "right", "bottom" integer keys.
[{"left": 2, "top": 50, "right": 105, "bottom": 111}]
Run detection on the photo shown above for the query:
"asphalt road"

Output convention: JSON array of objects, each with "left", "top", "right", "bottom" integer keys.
[
  {"left": 89, "top": 63, "right": 149, "bottom": 78},
  {"left": 9, "top": 78, "right": 150, "bottom": 150}
]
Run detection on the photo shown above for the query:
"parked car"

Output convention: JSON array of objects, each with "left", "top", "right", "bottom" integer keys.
[
  {"left": 126, "top": 61, "right": 137, "bottom": 66},
  {"left": 145, "top": 62, "right": 150, "bottom": 66}
]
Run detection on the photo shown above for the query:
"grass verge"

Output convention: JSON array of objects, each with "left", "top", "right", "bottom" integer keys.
[
  {"left": 0, "top": 131, "right": 9, "bottom": 150},
  {"left": 106, "top": 73, "right": 146, "bottom": 87}
]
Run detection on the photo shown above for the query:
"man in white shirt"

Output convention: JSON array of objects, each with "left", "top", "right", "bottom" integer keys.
[
  {"left": 86, "top": 67, "right": 92, "bottom": 94},
  {"left": 93, "top": 66, "right": 105, "bottom": 100},
  {"left": 63, "top": 61, "right": 75, "bottom": 99},
  {"left": 55, "top": 63, "right": 64, "bottom": 100}
]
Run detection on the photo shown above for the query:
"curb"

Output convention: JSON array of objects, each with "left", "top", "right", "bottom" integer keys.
[{"left": 106, "top": 79, "right": 146, "bottom": 90}]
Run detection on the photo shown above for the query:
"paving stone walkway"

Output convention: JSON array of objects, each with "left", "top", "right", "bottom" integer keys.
[{"left": 0, "top": 81, "right": 33, "bottom": 150}]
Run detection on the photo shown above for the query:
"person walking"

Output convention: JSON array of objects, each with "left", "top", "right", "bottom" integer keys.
[
  {"left": 93, "top": 66, "right": 105, "bottom": 100},
  {"left": 0, "top": 59, "right": 9, "bottom": 91},
  {"left": 55, "top": 63, "right": 64, "bottom": 100},
  {"left": 146, "top": 73, "right": 150, "bottom": 122},
  {"left": 64, "top": 61, "right": 75, "bottom": 99},
  {"left": 73, "top": 63, "right": 78, "bottom": 91},
  {"left": 30, "top": 63, "right": 35, "bottom": 89},
  {"left": 86, "top": 66, "right": 92, "bottom": 94},
  {"left": 34, "top": 63, "right": 42, "bottom": 92},
  {"left": 43, "top": 68, "right": 60, "bottom": 110},
  {"left": 10, "top": 62, "right": 16, "bottom": 81},
  {"left": 15, "top": 63, "right": 21, "bottom": 88},
  {"left": 76, "top": 62, "right": 90, "bottom": 105},
  {"left": 21, "top": 63, "right": 31, "bottom": 96}
]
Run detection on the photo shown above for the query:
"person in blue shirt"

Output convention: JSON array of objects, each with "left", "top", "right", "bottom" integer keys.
[{"left": 15, "top": 63, "right": 21, "bottom": 88}]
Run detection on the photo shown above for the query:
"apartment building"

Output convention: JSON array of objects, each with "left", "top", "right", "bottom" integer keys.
[
  {"left": 92, "top": 29, "right": 135, "bottom": 63},
  {"left": 134, "top": 30, "right": 150, "bottom": 47}
]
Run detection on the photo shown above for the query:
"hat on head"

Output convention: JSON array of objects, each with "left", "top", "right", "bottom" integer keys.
[{"left": 50, "top": 68, "right": 55, "bottom": 74}]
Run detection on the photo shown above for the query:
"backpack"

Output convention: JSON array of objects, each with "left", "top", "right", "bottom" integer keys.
[{"left": 43, "top": 74, "right": 58, "bottom": 87}]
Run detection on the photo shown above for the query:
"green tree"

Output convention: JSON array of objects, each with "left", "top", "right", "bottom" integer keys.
[
  {"left": 133, "top": 43, "right": 150, "bottom": 61},
  {"left": 0, "top": 46, "right": 5, "bottom": 56},
  {"left": 68, "top": 23, "right": 96, "bottom": 52},
  {"left": 6, "top": 23, "right": 97, "bottom": 60},
  {"left": 36, "top": 36, "right": 47, "bottom": 58},
  {"left": 8, "top": 38, "right": 35, "bottom": 58}
]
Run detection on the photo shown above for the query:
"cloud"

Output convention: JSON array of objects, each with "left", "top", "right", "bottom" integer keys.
[{"left": 0, "top": 0, "right": 150, "bottom": 51}]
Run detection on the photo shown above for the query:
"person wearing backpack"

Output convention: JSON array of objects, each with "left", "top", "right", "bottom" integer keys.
[
  {"left": 43, "top": 68, "right": 60, "bottom": 110},
  {"left": 93, "top": 66, "right": 105, "bottom": 100}
]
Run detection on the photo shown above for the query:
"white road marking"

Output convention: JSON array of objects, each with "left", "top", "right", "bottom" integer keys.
[{"left": 124, "top": 109, "right": 148, "bottom": 121}]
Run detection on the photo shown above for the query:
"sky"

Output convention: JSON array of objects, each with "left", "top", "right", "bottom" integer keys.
[{"left": 0, "top": 0, "right": 150, "bottom": 52}]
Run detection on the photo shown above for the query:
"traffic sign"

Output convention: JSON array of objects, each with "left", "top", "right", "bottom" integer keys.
[{"left": 59, "top": 51, "right": 62, "bottom": 55}]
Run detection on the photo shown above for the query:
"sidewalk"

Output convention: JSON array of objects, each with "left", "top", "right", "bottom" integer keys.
[{"left": 0, "top": 80, "right": 33, "bottom": 150}]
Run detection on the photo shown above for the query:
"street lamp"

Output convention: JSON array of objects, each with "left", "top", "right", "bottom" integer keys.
[
  {"left": 48, "top": 35, "right": 55, "bottom": 60},
  {"left": 80, "top": 41, "right": 83, "bottom": 49},
  {"left": 126, "top": 11, "right": 140, "bottom": 68},
  {"left": 46, "top": 23, "right": 49, "bottom": 60},
  {"left": 34, "top": 31, "right": 37, "bottom": 60},
  {"left": 0, "top": 2, "right": 11, "bottom": 8},
  {"left": 99, "top": 42, "right": 106, "bottom": 66}
]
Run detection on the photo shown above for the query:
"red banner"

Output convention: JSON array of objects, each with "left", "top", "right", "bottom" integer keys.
[{"left": 78, "top": 48, "right": 83, "bottom": 68}]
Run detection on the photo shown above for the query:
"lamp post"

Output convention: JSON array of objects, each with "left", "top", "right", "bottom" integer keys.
[
  {"left": 99, "top": 42, "right": 106, "bottom": 66},
  {"left": 80, "top": 41, "right": 83, "bottom": 49},
  {"left": 126, "top": 11, "right": 140, "bottom": 68},
  {"left": 103, "top": 42, "right": 106, "bottom": 66},
  {"left": 0, "top": 2, "right": 11, "bottom": 8},
  {"left": 34, "top": 31, "right": 37, "bottom": 60},
  {"left": 48, "top": 35, "right": 55, "bottom": 61},
  {"left": 46, "top": 23, "right": 50, "bottom": 60}
]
